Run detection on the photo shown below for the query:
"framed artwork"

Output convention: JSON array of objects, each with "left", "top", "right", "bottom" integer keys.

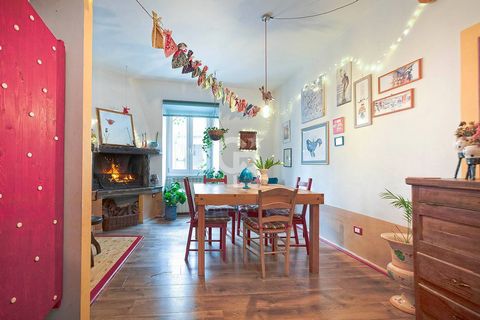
[
  {"left": 373, "top": 88, "right": 414, "bottom": 117},
  {"left": 332, "top": 117, "right": 345, "bottom": 135},
  {"left": 283, "top": 148, "right": 292, "bottom": 167},
  {"left": 282, "top": 120, "right": 291, "bottom": 143},
  {"left": 353, "top": 75, "right": 373, "bottom": 128},
  {"left": 97, "top": 108, "right": 136, "bottom": 146},
  {"left": 336, "top": 61, "right": 352, "bottom": 106},
  {"left": 334, "top": 136, "right": 345, "bottom": 147},
  {"left": 378, "top": 58, "right": 422, "bottom": 94},
  {"left": 301, "top": 122, "right": 329, "bottom": 165},
  {"left": 239, "top": 131, "right": 257, "bottom": 150},
  {"left": 301, "top": 75, "right": 326, "bottom": 123}
]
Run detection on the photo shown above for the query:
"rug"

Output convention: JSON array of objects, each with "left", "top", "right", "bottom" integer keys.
[{"left": 90, "top": 235, "right": 143, "bottom": 304}]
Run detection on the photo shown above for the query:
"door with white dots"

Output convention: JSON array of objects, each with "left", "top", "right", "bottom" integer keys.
[{"left": 0, "top": 1, "right": 65, "bottom": 319}]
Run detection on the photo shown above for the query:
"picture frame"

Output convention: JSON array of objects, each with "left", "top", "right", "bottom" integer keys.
[
  {"left": 332, "top": 117, "right": 345, "bottom": 135},
  {"left": 282, "top": 120, "right": 291, "bottom": 143},
  {"left": 301, "top": 75, "right": 326, "bottom": 123},
  {"left": 336, "top": 61, "right": 352, "bottom": 106},
  {"left": 239, "top": 131, "right": 257, "bottom": 150},
  {"left": 378, "top": 58, "right": 422, "bottom": 94},
  {"left": 373, "top": 88, "right": 414, "bottom": 117},
  {"left": 283, "top": 148, "right": 292, "bottom": 167},
  {"left": 301, "top": 122, "right": 329, "bottom": 165},
  {"left": 334, "top": 136, "right": 345, "bottom": 147},
  {"left": 353, "top": 75, "right": 373, "bottom": 128},
  {"left": 97, "top": 108, "right": 136, "bottom": 146}
]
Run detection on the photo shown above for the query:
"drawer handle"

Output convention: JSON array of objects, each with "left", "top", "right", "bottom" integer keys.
[{"left": 451, "top": 278, "right": 471, "bottom": 288}]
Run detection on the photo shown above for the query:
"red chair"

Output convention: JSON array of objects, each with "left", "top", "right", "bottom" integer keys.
[
  {"left": 184, "top": 177, "right": 230, "bottom": 261},
  {"left": 203, "top": 175, "right": 238, "bottom": 244}
]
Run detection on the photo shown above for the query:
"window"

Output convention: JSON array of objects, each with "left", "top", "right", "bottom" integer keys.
[{"left": 163, "top": 101, "right": 220, "bottom": 176}]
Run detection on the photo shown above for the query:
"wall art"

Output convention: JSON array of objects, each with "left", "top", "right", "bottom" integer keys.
[
  {"left": 301, "top": 75, "right": 326, "bottom": 123},
  {"left": 353, "top": 75, "right": 373, "bottom": 128},
  {"left": 301, "top": 122, "right": 329, "bottom": 165},
  {"left": 282, "top": 120, "right": 291, "bottom": 143},
  {"left": 97, "top": 108, "right": 136, "bottom": 146},
  {"left": 378, "top": 58, "right": 422, "bottom": 94},
  {"left": 373, "top": 88, "right": 414, "bottom": 117},
  {"left": 332, "top": 117, "right": 345, "bottom": 134},
  {"left": 283, "top": 148, "right": 292, "bottom": 167},
  {"left": 334, "top": 136, "right": 345, "bottom": 147},
  {"left": 336, "top": 61, "right": 352, "bottom": 106},
  {"left": 239, "top": 131, "right": 257, "bottom": 150}
]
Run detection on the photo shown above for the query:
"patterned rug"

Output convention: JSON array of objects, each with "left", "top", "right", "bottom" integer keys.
[{"left": 90, "top": 235, "right": 143, "bottom": 304}]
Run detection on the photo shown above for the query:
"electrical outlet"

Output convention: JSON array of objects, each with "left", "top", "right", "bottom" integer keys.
[{"left": 353, "top": 226, "right": 363, "bottom": 235}]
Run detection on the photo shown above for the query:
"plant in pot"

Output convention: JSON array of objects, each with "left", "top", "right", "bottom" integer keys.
[
  {"left": 454, "top": 121, "right": 480, "bottom": 179},
  {"left": 163, "top": 182, "right": 187, "bottom": 221},
  {"left": 380, "top": 189, "right": 415, "bottom": 315},
  {"left": 253, "top": 155, "right": 282, "bottom": 185},
  {"left": 203, "top": 168, "right": 225, "bottom": 180},
  {"left": 202, "top": 127, "right": 228, "bottom": 156}
]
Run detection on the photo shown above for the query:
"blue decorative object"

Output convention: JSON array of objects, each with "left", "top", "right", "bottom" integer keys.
[{"left": 238, "top": 167, "right": 254, "bottom": 189}]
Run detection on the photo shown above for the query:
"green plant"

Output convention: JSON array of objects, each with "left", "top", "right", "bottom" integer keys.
[
  {"left": 380, "top": 189, "right": 413, "bottom": 244},
  {"left": 203, "top": 168, "right": 225, "bottom": 179},
  {"left": 202, "top": 127, "right": 228, "bottom": 156},
  {"left": 253, "top": 155, "right": 282, "bottom": 170},
  {"left": 163, "top": 182, "right": 187, "bottom": 207}
]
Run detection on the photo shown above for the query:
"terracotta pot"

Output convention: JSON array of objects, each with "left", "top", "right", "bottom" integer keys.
[
  {"left": 381, "top": 232, "right": 415, "bottom": 315},
  {"left": 208, "top": 129, "right": 225, "bottom": 141},
  {"left": 259, "top": 169, "right": 269, "bottom": 185},
  {"left": 463, "top": 144, "right": 480, "bottom": 159}
]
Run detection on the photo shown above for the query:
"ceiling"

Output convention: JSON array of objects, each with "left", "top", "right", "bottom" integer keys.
[{"left": 93, "top": 0, "right": 417, "bottom": 89}]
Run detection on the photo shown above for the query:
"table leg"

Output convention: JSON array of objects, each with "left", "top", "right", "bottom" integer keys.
[
  {"left": 309, "top": 204, "right": 319, "bottom": 273},
  {"left": 197, "top": 204, "right": 205, "bottom": 277}
]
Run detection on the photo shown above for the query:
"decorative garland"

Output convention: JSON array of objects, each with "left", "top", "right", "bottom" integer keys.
[{"left": 151, "top": 11, "right": 260, "bottom": 118}]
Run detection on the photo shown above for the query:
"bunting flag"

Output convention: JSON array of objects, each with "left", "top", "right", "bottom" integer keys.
[{"left": 151, "top": 11, "right": 260, "bottom": 117}]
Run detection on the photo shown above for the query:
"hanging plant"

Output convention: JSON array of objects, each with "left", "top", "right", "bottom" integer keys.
[{"left": 202, "top": 127, "right": 228, "bottom": 155}]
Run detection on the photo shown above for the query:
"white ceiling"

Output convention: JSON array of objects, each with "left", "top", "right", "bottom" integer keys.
[{"left": 93, "top": 0, "right": 417, "bottom": 89}]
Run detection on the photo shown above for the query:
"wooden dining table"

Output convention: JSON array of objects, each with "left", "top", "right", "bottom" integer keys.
[{"left": 193, "top": 183, "right": 324, "bottom": 277}]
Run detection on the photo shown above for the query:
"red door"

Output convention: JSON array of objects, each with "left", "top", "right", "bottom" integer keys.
[{"left": 0, "top": 1, "right": 65, "bottom": 319}]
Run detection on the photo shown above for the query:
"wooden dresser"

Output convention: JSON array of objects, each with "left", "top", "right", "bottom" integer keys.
[{"left": 406, "top": 178, "right": 480, "bottom": 320}]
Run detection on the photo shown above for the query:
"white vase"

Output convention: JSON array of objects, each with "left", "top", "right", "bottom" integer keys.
[
  {"left": 463, "top": 144, "right": 480, "bottom": 159},
  {"left": 381, "top": 232, "right": 415, "bottom": 315},
  {"left": 259, "top": 169, "right": 269, "bottom": 185},
  {"left": 454, "top": 137, "right": 469, "bottom": 152}
]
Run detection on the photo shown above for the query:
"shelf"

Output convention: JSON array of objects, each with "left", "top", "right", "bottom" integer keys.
[{"left": 93, "top": 144, "right": 161, "bottom": 155}]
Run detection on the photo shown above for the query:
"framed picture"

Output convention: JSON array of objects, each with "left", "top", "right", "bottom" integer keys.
[
  {"left": 283, "top": 148, "right": 292, "bottom": 167},
  {"left": 334, "top": 136, "right": 345, "bottom": 147},
  {"left": 301, "top": 122, "right": 329, "bottom": 165},
  {"left": 332, "top": 117, "right": 345, "bottom": 135},
  {"left": 378, "top": 58, "right": 422, "bottom": 94},
  {"left": 373, "top": 88, "right": 414, "bottom": 117},
  {"left": 97, "top": 108, "right": 136, "bottom": 146},
  {"left": 336, "top": 61, "right": 352, "bottom": 106},
  {"left": 282, "top": 120, "right": 291, "bottom": 143},
  {"left": 239, "top": 131, "right": 257, "bottom": 150},
  {"left": 301, "top": 75, "right": 326, "bottom": 123},
  {"left": 353, "top": 75, "right": 373, "bottom": 128}
]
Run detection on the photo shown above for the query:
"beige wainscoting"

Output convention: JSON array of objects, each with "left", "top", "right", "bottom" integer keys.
[{"left": 320, "top": 205, "right": 407, "bottom": 273}]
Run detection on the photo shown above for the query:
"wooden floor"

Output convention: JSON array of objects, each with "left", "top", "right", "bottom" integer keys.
[{"left": 91, "top": 216, "right": 414, "bottom": 320}]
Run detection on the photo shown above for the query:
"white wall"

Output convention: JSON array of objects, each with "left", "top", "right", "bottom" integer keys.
[
  {"left": 274, "top": 0, "right": 480, "bottom": 225},
  {"left": 92, "top": 66, "right": 279, "bottom": 183}
]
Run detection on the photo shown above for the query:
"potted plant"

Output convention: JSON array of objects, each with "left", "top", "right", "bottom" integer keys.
[
  {"left": 380, "top": 189, "right": 415, "bottom": 315},
  {"left": 455, "top": 121, "right": 480, "bottom": 155},
  {"left": 203, "top": 168, "right": 225, "bottom": 179},
  {"left": 163, "top": 182, "right": 187, "bottom": 221},
  {"left": 253, "top": 155, "right": 282, "bottom": 185},
  {"left": 202, "top": 127, "right": 228, "bottom": 155}
]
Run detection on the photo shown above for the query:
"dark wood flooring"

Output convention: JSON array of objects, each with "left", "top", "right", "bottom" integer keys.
[{"left": 90, "top": 216, "right": 414, "bottom": 320}]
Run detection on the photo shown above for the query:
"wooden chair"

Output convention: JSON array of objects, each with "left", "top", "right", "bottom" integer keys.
[
  {"left": 184, "top": 177, "right": 230, "bottom": 261},
  {"left": 242, "top": 188, "right": 298, "bottom": 278},
  {"left": 203, "top": 175, "right": 238, "bottom": 244}
]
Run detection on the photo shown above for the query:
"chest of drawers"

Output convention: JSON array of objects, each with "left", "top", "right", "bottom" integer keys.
[{"left": 406, "top": 178, "right": 480, "bottom": 320}]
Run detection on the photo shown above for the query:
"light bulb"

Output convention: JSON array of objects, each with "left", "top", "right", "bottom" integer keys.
[{"left": 262, "top": 104, "right": 271, "bottom": 118}]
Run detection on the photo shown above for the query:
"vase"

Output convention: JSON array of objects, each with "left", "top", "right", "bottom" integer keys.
[
  {"left": 454, "top": 137, "right": 469, "bottom": 152},
  {"left": 259, "top": 169, "right": 269, "bottom": 185},
  {"left": 164, "top": 206, "right": 177, "bottom": 221},
  {"left": 381, "top": 232, "right": 415, "bottom": 315},
  {"left": 463, "top": 144, "right": 480, "bottom": 159}
]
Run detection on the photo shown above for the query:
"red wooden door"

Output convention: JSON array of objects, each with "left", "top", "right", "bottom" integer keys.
[{"left": 0, "top": 1, "right": 65, "bottom": 319}]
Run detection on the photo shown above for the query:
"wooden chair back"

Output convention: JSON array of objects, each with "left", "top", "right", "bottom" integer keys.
[
  {"left": 203, "top": 175, "right": 228, "bottom": 184},
  {"left": 295, "top": 177, "right": 313, "bottom": 217},
  {"left": 257, "top": 188, "right": 298, "bottom": 227},
  {"left": 183, "top": 177, "right": 196, "bottom": 220}
]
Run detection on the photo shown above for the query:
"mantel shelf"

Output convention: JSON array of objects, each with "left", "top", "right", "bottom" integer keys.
[{"left": 93, "top": 144, "right": 161, "bottom": 155}]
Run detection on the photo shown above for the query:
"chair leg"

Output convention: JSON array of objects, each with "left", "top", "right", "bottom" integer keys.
[
  {"left": 243, "top": 223, "right": 248, "bottom": 264},
  {"left": 222, "top": 226, "right": 227, "bottom": 261},
  {"left": 265, "top": 234, "right": 269, "bottom": 247},
  {"left": 293, "top": 224, "right": 299, "bottom": 245},
  {"left": 302, "top": 219, "right": 310, "bottom": 256},
  {"left": 237, "top": 211, "right": 242, "bottom": 236},
  {"left": 259, "top": 232, "right": 266, "bottom": 279},
  {"left": 247, "top": 229, "right": 251, "bottom": 246},
  {"left": 231, "top": 212, "right": 236, "bottom": 245},
  {"left": 185, "top": 224, "right": 193, "bottom": 261},
  {"left": 208, "top": 227, "right": 212, "bottom": 245},
  {"left": 285, "top": 228, "right": 291, "bottom": 276},
  {"left": 273, "top": 234, "right": 278, "bottom": 252}
]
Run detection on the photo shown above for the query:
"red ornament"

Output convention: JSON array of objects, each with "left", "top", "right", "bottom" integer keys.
[{"left": 122, "top": 106, "right": 130, "bottom": 114}]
